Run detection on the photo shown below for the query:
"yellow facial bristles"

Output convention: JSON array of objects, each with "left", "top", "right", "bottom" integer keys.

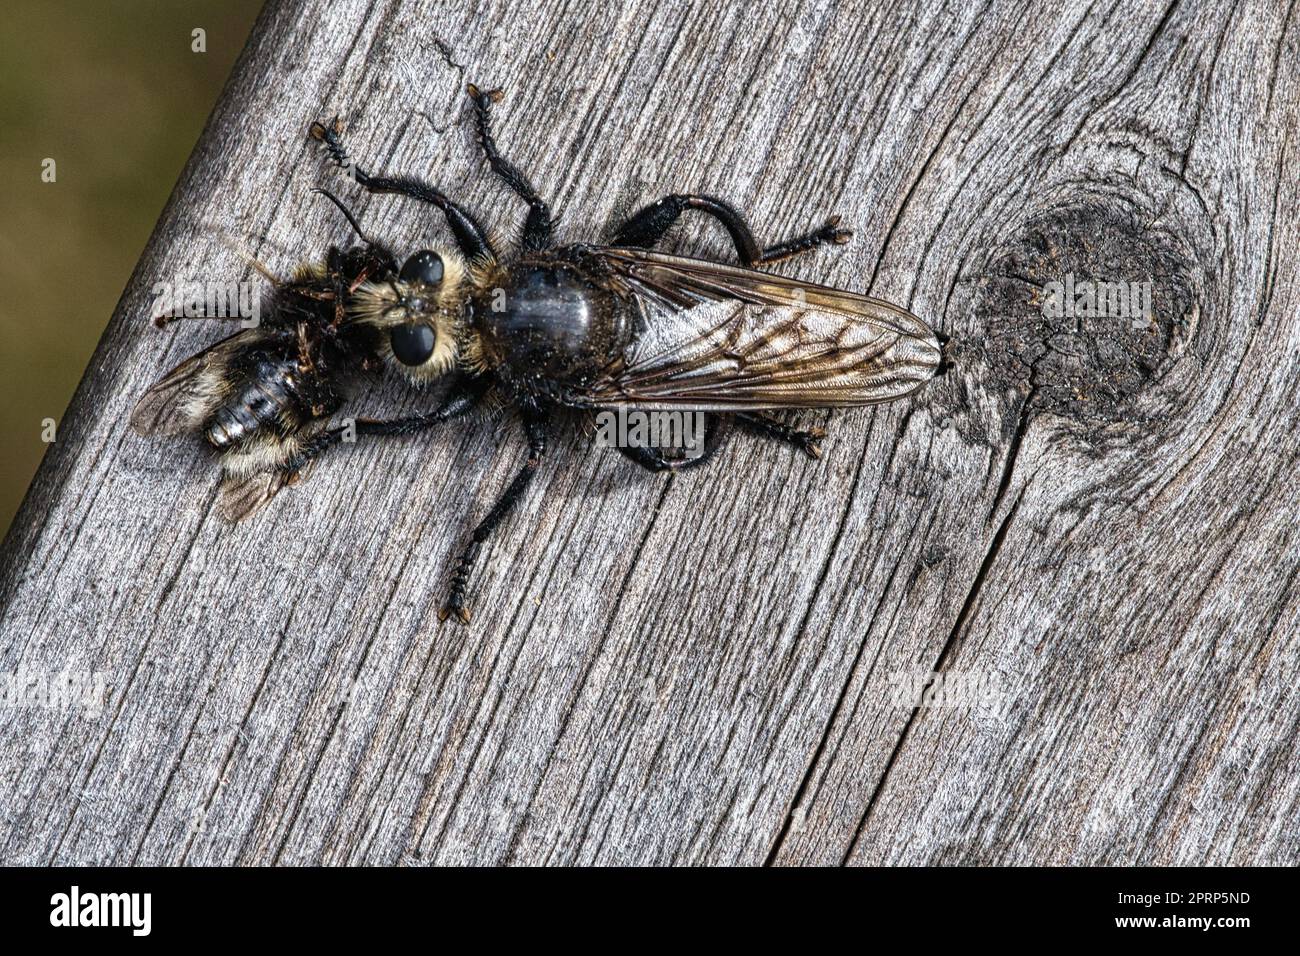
[
  {"left": 347, "top": 250, "right": 469, "bottom": 329},
  {"left": 347, "top": 248, "right": 469, "bottom": 384}
]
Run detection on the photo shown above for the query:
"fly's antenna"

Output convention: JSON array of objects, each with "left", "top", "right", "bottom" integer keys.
[{"left": 314, "top": 187, "right": 374, "bottom": 245}]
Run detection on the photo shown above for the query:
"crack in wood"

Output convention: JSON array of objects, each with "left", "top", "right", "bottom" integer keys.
[{"left": 840, "top": 485, "right": 1026, "bottom": 864}]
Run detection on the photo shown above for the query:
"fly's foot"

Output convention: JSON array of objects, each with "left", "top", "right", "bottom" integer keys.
[
  {"left": 438, "top": 580, "right": 473, "bottom": 624},
  {"left": 307, "top": 116, "right": 342, "bottom": 140},
  {"left": 308, "top": 116, "right": 350, "bottom": 168},
  {"left": 437, "top": 600, "right": 471, "bottom": 625},
  {"left": 438, "top": 542, "right": 480, "bottom": 625},
  {"left": 819, "top": 215, "right": 853, "bottom": 245},
  {"left": 466, "top": 83, "right": 504, "bottom": 106},
  {"left": 756, "top": 217, "right": 852, "bottom": 264}
]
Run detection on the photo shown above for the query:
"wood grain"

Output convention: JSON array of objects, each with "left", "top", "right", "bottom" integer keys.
[{"left": 1, "top": 0, "right": 1297, "bottom": 866}]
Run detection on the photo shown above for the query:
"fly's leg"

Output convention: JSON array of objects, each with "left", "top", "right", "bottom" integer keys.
[
  {"left": 440, "top": 412, "right": 548, "bottom": 624},
  {"left": 309, "top": 117, "right": 496, "bottom": 261},
  {"left": 612, "top": 194, "right": 850, "bottom": 266},
  {"left": 736, "top": 411, "right": 826, "bottom": 459},
  {"left": 284, "top": 374, "right": 492, "bottom": 474},
  {"left": 466, "top": 83, "right": 555, "bottom": 252},
  {"left": 616, "top": 413, "right": 731, "bottom": 472}
]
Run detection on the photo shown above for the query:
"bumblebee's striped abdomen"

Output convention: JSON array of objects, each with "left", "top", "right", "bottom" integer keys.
[{"left": 204, "top": 355, "right": 319, "bottom": 450}]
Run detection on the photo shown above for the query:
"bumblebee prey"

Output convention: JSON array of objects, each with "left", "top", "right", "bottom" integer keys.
[
  {"left": 136, "top": 82, "right": 941, "bottom": 623},
  {"left": 130, "top": 190, "right": 467, "bottom": 520}
]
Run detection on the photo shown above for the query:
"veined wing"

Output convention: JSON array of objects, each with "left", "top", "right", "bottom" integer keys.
[
  {"left": 129, "top": 331, "right": 262, "bottom": 436},
  {"left": 573, "top": 247, "right": 941, "bottom": 410}
]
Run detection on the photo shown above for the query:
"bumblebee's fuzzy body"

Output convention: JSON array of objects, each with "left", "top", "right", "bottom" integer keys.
[{"left": 131, "top": 239, "right": 476, "bottom": 519}]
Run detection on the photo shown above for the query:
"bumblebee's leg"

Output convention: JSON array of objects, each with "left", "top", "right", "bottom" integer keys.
[
  {"left": 466, "top": 84, "right": 555, "bottom": 252},
  {"left": 440, "top": 412, "right": 548, "bottom": 625},
  {"left": 309, "top": 119, "right": 496, "bottom": 261},
  {"left": 612, "top": 194, "right": 851, "bottom": 266},
  {"left": 616, "top": 414, "right": 731, "bottom": 472},
  {"left": 736, "top": 411, "right": 826, "bottom": 459}
]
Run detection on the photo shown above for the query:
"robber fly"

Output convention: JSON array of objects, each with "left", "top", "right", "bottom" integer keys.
[
  {"left": 130, "top": 193, "right": 470, "bottom": 519},
  {"left": 297, "top": 84, "right": 941, "bottom": 623}
]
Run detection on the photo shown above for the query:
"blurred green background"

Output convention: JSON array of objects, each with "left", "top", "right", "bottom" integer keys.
[{"left": 0, "top": 0, "right": 262, "bottom": 538}]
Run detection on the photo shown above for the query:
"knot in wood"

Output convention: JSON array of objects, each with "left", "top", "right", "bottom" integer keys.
[{"left": 972, "top": 201, "right": 1197, "bottom": 423}]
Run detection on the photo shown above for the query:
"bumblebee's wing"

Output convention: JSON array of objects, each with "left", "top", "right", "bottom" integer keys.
[
  {"left": 130, "top": 331, "right": 255, "bottom": 436},
  {"left": 216, "top": 469, "right": 292, "bottom": 522},
  {"left": 575, "top": 248, "right": 941, "bottom": 410},
  {"left": 214, "top": 429, "right": 321, "bottom": 522}
]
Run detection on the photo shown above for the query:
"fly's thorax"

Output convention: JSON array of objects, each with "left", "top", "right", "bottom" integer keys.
[{"left": 472, "top": 261, "right": 634, "bottom": 383}]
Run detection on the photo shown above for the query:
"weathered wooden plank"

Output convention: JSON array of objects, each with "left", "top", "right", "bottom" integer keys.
[{"left": 1, "top": 0, "right": 1296, "bottom": 866}]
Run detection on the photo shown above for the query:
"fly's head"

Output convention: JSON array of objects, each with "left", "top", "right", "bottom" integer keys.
[{"left": 348, "top": 248, "right": 469, "bottom": 384}]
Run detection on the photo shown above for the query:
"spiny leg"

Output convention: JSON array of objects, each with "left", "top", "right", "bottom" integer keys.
[
  {"left": 466, "top": 83, "right": 555, "bottom": 252},
  {"left": 612, "top": 193, "right": 850, "bottom": 266},
  {"left": 616, "top": 413, "right": 731, "bottom": 472},
  {"left": 736, "top": 411, "right": 826, "bottom": 459},
  {"left": 440, "top": 412, "right": 549, "bottom": 624},
  {"left": 285, "top": 373, "right": 492, "bottom": 475},
  {"left": 309, "top": 118, "right": 496, "bottom": 261}
]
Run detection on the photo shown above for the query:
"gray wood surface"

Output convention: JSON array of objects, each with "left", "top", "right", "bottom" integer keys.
[{"left": 2, "top": 0, "right": 1297, "bottom": 866}]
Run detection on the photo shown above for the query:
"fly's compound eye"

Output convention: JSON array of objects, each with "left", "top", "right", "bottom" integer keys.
[
  {"left": 399, "top": 250, "right": 444, "bottom": 285},
  {"left": 390, "top": 322, "right": 436, "bottom": 366}
]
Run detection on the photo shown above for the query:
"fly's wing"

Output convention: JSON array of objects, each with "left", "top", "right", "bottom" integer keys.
[
  {"left": 575, "top": 248, "right": 941, "bottom": 411},
  {"left": 129, "top": 331, "right": 257, "bottom": 436}
]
